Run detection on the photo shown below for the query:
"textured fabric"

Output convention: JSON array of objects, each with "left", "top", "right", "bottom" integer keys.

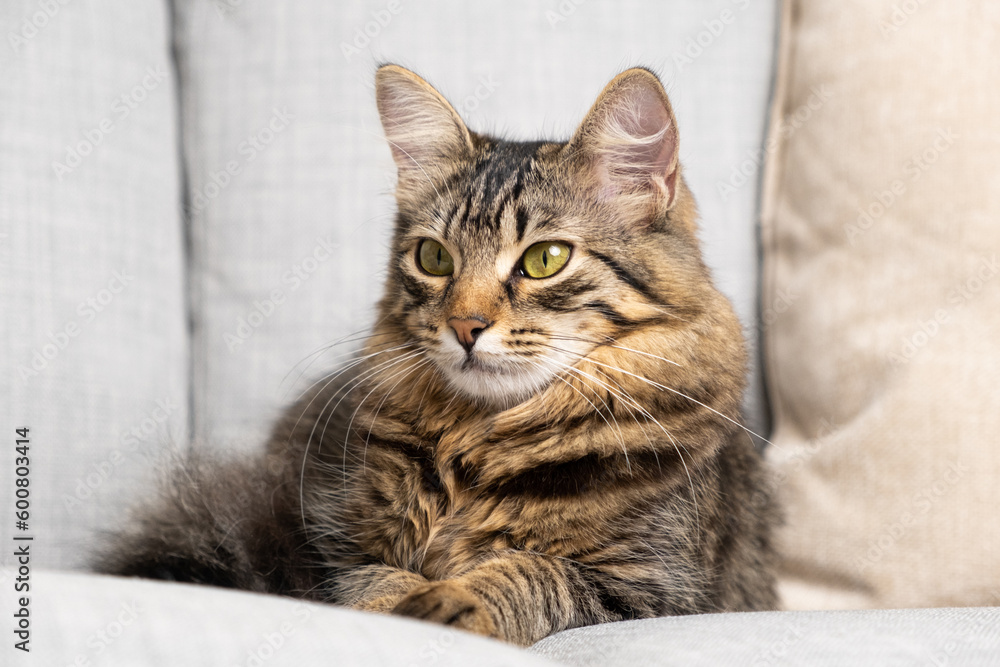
[
  {"left": 0, "top": 0, "right": 186, "bottom": 569},
  {"left": 1, "top": 569, "right": 562, "bottom": 667},
  {"left": 173, "top": 0, "right": 779, "bottom": 450},
  {"left": 762, "top": 0, "right": 1000, "bottom": 608},
  {"left": 532, "top": 606, "right": 1000, "bottom": 666},
  {"left": 4, "top": 569, "right": 997, "bottom": 667}
]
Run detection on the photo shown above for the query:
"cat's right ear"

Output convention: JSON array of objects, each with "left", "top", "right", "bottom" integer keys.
[{"left": 375, "top": 65, "right": 473, "bottom": 190}]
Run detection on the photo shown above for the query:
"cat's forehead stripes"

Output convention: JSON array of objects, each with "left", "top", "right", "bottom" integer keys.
[{"left": 445, "top": 140, "right": 545, "bottom": 241}]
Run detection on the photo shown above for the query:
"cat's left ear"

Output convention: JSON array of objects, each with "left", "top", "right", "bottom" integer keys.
[
  {"left": 375, "top": 65, "right": 474, "bottom": 189},
  {"left": 566, "top": 68, "right": 680, "bottom": 208}
]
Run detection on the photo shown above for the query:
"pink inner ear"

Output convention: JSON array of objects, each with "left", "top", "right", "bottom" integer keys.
[
  {"left": 378, "top": 89, "right": 441, "bottom": 167},
  {"left": 595, "top": 82, "right": 678, "bottom": 201},
  {"left": 376, "top": 71, "right": 469, "bottom": 179}
]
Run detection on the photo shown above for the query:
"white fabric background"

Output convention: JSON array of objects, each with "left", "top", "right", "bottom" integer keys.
[
  {"left": 0, "top": 0, "right": 187, "bottom": 569},
  {"left": 175, "top": 0, "right": 779, "bottom": 451}
]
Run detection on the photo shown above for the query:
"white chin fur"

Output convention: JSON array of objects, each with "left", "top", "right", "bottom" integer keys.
[
  {"left": 439, "top": 355, "right": 555, "bottom": 407},
  {"left": 430, "top": 332, "right": 587, "bottom": 408}
]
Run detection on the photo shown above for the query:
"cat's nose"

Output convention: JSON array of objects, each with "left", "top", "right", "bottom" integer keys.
[{"left": 448, "top": 317, "right": 490, "bottom": 353}]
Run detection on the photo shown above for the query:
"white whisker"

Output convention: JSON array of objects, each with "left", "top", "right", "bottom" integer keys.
[
  {"left": 543, "top": 342, "right": 779, "bottom": 451},
  {"left": 532, "top": 357, "right": 631, "bottom": 472},
  {"left": 295, "top": 347, "right": 420, "bottom": 531}
]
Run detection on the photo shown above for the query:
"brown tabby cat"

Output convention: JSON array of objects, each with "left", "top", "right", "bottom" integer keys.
[{"left": 96, "top": 65, "right": 778, "bottom": 645}]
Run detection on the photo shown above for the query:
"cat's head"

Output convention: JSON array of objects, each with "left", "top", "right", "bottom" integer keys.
[{"left": 372, "top": 65, "right": 727, "bottom": 410}]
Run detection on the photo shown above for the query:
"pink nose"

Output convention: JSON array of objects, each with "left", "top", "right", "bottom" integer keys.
[{"left": 448, "top": 317, "right": 489, "bottom": 353}]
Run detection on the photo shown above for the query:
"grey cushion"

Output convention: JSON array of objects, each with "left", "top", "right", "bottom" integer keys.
[
  {"left": 531, "top": 607, "right": 1000, "bottom": 666},
  {"left": 6, "top": 568, "right": 999, "bottom": 666},
  {"left": 8, "top": 568, "right": 562, "bottom": 667},
  {"left": 0, "top": 0, "right": 187, "bottom": 570}
]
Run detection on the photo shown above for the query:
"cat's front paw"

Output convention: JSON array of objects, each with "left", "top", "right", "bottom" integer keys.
[{"left": 391, "top": 580, "right": 497, "bottom": 639}]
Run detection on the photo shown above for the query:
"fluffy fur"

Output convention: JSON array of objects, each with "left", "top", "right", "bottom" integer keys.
[{"left": 95, "top": 65, "right": 778, "bottom": 646}]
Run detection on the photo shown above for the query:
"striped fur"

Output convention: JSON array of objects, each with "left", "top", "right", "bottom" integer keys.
[{"left": 96, "top": 66, "right": 778, "bottom": 646}]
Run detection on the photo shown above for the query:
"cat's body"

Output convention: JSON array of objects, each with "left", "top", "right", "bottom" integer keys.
[{"left": 97, "top": 66, "right": 778, "bottom": 645}]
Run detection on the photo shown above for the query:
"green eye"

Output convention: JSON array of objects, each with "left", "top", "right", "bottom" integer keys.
[
  {"left": 522, "top": 242, "right": 571, "bottom": 278},
  {"left": 418, "top": 239, "right": 454, "bottom": 276}
]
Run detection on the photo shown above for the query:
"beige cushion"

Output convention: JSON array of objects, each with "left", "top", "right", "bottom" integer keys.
[{"left": 762, "top": 0, "right": 1000, "bottom": 608}]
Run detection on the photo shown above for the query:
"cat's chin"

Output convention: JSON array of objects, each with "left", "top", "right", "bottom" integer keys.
[{"left": 438, "top": 357, "right": 554, "bottom": 410}]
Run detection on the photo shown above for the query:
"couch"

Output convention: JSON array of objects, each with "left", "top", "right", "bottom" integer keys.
[{"left": 3, "top": 0, "right": 998, "bottom": 664}]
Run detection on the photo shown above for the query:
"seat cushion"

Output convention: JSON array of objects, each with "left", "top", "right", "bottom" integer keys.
[
  {"left": 5, "top": 568, "right": 561, "bottom": 667},
  {"left": 6, "top": 568, "right": 998, "bottom": 666},
  {"left": 532, "top": 605, "right": 1000, "bottom": 666}
]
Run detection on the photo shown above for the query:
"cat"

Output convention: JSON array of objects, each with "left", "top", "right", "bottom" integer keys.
[{"left": 95, "top": 64, "right": 778, "bottom": 646}]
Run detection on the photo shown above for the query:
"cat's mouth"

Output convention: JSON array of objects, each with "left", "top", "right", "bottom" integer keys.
[
  {"left": 435, "top": 350, "right": 553, "bottom": 407},
  {"left": 460, "top": 354, "right": 502, "bottom": 373},
  {"left": 457, "top": 351, "right": 532, "bottom": 379}
]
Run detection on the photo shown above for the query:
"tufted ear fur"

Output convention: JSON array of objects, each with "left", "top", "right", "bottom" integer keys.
[
  {"left": 375, "top": 65, "right": 474, "bottom": 190},
  {"left": 566, "top": 68, "right": 680, "bottom": 208}
]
